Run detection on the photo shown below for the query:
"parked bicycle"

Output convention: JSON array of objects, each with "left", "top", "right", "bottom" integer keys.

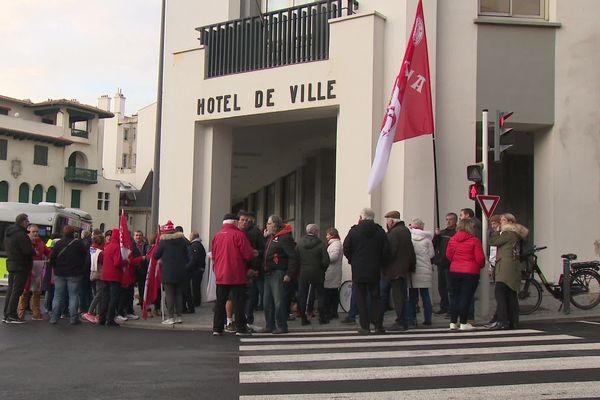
[
  {"left": 518, "top": 246, "right": 600, "bottom": 314},
  {"left": 339, "top": 280, "right": 352, "bottom": 313}
]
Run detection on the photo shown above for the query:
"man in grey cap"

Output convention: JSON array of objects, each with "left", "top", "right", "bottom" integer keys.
[{"left": 382, "top": 210, "right": 416, "bottom": 331}]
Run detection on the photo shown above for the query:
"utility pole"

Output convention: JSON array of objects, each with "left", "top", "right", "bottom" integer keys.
[{"left": 478, "top": 109, "right": 490, "bottom": 319}]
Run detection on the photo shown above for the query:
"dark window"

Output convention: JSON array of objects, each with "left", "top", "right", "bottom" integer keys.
[
  {"left": 19, "top": 183, "right": 29, "bottom": 203},
  {"left": 71, "top": 189, "right": 81, "bottom": 208},
  {"left": 265, "top": 183, "right": 276, "bottom": 225},
  {"left": 104, "top": 192, "right": 110, "bottom": 211},
  {"left": 0, "top": 107, "right": 9, "bottom": 116},
  {"left": 34, "top": 145, "right": 48, "bottom": 166},
  {"left": 46, "top": 186, "right": 57, "bottom": 202},
  {"left": 0, "top": 139, "right": 7, "bottom": 160},
  {"left": 32, "top": 184, "right": 43, "bottom": 204},
  {"left": 0, "top": 181, "right": 8, "bottom": 202},
  {"left": 97, "top": 192, "right": 103, "bottom": 210},
  {"left": 281, "top": 172, "right": 296, "bottom": 222}
]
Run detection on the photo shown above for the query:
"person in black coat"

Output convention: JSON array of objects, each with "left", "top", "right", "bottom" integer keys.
[
  {"left": 432, "top": 212, "right": 458, "bottom": 315},
  {"left": 186, "top": 231, "right": 206, "bottom": 311},
  {"left": 238, "top": 211, "right": 265, "bottom": 328},
  {"left": 3, "top": 213, "right": 35, "bottom": 323},
  {"left": 132, "top": 230, "right": 150, "bottom": 309},
  {"left": 48, "top": 225, "right": 88, "bottom": 325},
  {"left": 343, "top": 208, "right": 390, "bottom": 334},
  {"left": 153, "top": 221, "right": 191, "bottom": 324}
]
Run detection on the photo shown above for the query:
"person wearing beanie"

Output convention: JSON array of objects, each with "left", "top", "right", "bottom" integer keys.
[
  {"left": 211, "top": 213, "right": 257, "bottom": 336},
  {"left": 153, "top": 220, "right": 190, "bottom": 325}
]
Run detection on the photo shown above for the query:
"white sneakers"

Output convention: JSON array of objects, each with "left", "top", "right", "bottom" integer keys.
[
  {"left": 114, "top": 315, "right": 128, "bottom": 324},
  {"left": 161, "top": 318, "right": 176, "bottom": 325},
  {"left": 459, "top": 323, "right": 475, "bottom": 331},
  {"left": 449, "top": 322, "right": 458, "bottom": 331},
  {"left": 126, "top": 314, "right": 140, "bottom": 321}
]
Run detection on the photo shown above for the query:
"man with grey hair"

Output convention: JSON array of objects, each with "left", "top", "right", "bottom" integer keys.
[
  {"left": 343, "top": 208, "right": 390, "bottom": 334},
  {"left": 297, "top": 224, "right": 330, "bottom": 325},
  {"left": 382, "top": 210, "right": 415, "bottom": 331}
]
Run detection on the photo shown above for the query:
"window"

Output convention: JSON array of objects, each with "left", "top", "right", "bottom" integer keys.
[
  {"left": 0, "top": 139, "right": 7, "bottom": 160},
  {"left": 123, "top": 128, "right": 129, "bottom": 141},
  {"left": 19, "top": 183, "right": 29, "bottom": 203},
  {"left": 479, "top": 0, "right": 545, "bottom": 18},
  {"left": 71, "top": 189, "right": 81, "bottom": 208},
  {"left": 0, "top": 181, "right": 8, "bottom": 202},
  {"left": 122, "top": 154, "right": 128, "bottom": 168},
  {"left": 0, "top": 107, "right": 9, "bottom": 115},
  {"left": 281, "top": 172, "right": 296, "bottom": 221},
  {"left": 32, "top": 184, "right": 43, "bottom": 204},
  {"left": 46, "top": 186, "right": 57, "bottom": 202},
  {"left": 104, "top": 192, "right": 110, "bottom": 211},
  {"left": 97, "top": 192, "right": 103, "bottom": 210},
  {"left": 97, "top": 192, "right": 110, "bottom": 210},
  {"left": 34, "top": 145, "right": 48, "bottom": 166},
  {"left": 265, "top": 0, "right": 313, "bottom": 12}
]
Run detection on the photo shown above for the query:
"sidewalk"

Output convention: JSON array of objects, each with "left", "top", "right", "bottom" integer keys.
[{"left": 122, "top": 284, "right": 600, "bottom": 332}]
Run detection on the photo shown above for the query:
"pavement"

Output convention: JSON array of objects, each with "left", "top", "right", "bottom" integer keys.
[{"left": 121, "top": 283, "right": 600, "bottom": 332}]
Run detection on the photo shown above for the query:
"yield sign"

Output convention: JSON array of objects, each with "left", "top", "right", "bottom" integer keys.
[{"left": 476, "top": 195, "right": 500, "bottom": 219}]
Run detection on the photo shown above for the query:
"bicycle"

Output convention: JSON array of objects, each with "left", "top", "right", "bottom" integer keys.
[
  {"left": 339, "top": 280, "right": 352, "bottom": 313},
  {"left": 518, "top": 245, "right": 600, "bottom": 314}
]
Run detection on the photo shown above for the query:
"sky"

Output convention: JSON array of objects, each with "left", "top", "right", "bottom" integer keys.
[{"left": 0, "top": 0, "right": 161, "bottom": 114}]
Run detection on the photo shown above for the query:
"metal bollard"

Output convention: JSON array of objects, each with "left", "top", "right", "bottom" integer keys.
[{"left": 562, "top": 257, "right": 571, "bottom": 315}]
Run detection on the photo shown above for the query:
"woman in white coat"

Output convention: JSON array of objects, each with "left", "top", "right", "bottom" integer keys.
[
  {"left": 323, "top": 228, "right": 343, "bottom": 320},
  {"left": 408, "top": 218, "right": 435, "bottom": 326}
]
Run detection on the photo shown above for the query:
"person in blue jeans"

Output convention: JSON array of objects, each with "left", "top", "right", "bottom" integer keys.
[
  {"left": 48, "top": 225, "right": 88, "bottom": 325},
  {"left": 261, "top": 215, "right": 299, "bottom": 334}
]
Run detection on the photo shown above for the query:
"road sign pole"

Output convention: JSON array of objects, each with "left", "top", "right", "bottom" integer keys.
[{"left": 478, "top": 110, "right": 490, "bottom": 321}]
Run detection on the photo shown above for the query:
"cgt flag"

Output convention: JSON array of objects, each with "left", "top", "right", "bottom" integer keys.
[
  {"left": 119, "top": 210, "right": 132, "bottom": 260},
  {"left": 367, "top": 0, "right": 434, "bottom": 194},
  {"left": 142, "top": 225, "right": 162, "bottom": 320}
]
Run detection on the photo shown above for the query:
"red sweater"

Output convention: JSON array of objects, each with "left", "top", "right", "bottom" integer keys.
[
  {"left": 211, "top": 223, "right": 255, "bottom": 285},
  {"left": 446, "top": 231, "right": 485, "bottom": 275}
]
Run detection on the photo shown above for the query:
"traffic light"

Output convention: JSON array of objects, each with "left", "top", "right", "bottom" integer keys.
[
  {"left": 468, "top": 183, "right": 483, "bottom": 201},
  {"left": 493, "top": 110, "right": 514, "bottom": 162},
  {"left": 467, "top": 164, "right": 483, "bottom": 183}
]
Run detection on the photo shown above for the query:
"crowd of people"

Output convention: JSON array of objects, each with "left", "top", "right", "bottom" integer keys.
[{"left": 3, "top": 206, "right": 529, "bottom": 336}]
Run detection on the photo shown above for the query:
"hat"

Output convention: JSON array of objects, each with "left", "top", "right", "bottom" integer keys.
[
  {"left": 161, "top": 220, "right": 176, "bottom": 233},
  {"left": 384, "top": 210, "right": 401, "bottom": 219},
  {"left": 223, "top": 213, "right": 239, "bottom": 221}
]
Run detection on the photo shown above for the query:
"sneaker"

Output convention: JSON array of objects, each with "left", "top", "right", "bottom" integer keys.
[
  {"left": 174, "top": 316, "right": 182, "bottom": 324},
  {"left": 225, "top": 322, "right": 236, "bottom": 333},
  {"left": 2, "top": 316, "right": 7, "bottom": 323},
  {"left": 485, "top": 321, "right": 499, "bottom": 329},
  {"left": 115, "top": 315, "right": 128, "bottom": 323},
  {"left": 82, "top": 313, "right": 97, "bottom": 324},
  {"left": 460, "top": 323, "right": 475, "bottom": 331},
  {"left": 449, "top": 322, "right": 458, "bottom": 331},
  {"left": 246, "top": 323, "right": 261, "bottom": 332},
  {"left": 212, "top": 331, "right": 223, "bottom": 336},
  {"left": 161, "top": 318, "right": 175, "bottom": 325},
  {"left": 5, "top": 317, "right": 26, "bottom": 324},
  {"left": 236, "top": 330, "right": 252, "bottom": 336},
  {"left": 126, "top": 314, "right": 140, "bottom": 321}
]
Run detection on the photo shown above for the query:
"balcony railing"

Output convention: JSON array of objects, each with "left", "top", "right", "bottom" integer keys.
[
  {"left": 64, "top": 167, "right": 97, "bottom": 184},
  {"left": 71, "top": 128, "right": 89, "bottom": 139},
  {"left": 197, "top": 0, "right": 359, "bottom": 78}
]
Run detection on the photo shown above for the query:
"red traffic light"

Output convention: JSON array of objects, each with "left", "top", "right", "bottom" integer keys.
[
  {"left": 468, "top": 183, "right": 482, "bottom": 201},
  {"left": 499, "top": 111, "right": 513, "bottom": 127}
]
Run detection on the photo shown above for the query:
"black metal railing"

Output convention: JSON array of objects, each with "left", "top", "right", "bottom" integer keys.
[
  {"left": 71, "top": 128, "right": 89, "bottom": 139},
  {"left": 197, "top": 0, "right": 359, "bottom": 78},
  {"left": 64, "top": 167, "right": 97, "bottom": 184}
]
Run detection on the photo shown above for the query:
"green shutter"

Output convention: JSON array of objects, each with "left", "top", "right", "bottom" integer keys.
[
  {"left": 46, "top": 186, "right": 57, "bottom": 203},
  {"left": 32, "top": 185, "right": 43, "bottom": 204},
  {"left": 71, "top": 189, "right": 81, "bottom": 208},
  {"left": 19, "top": 183, "right": 29, "bottom": 203},
  {"left": 0, "top": 181, "right": 8, "bottom": 202}
]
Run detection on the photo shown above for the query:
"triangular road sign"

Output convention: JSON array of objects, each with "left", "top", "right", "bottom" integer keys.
[{"left": 476, "top": 195, "right": 500, "bottom": 219}]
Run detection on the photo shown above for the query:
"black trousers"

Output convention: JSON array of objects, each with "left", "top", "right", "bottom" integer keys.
[
  {"left": 323, "top": 288, "right": 339, "bottom": 319},
  {"left": 191, "top": 269, "right": 204, "bottom": 307},
  {"left": 437, "top": 266, "right": 450, "bottom": 312},
  {"left": 389, "top": 277, "right": 408, "bottom": 325},
  {"left": 449, "top": 272, "right": 479, "bottom": 324},
  {"left": 355, "top": 282, "right": 383, "bottom": 330},
  {"left": 100, "top": 281, "right": 121, "bottom": 324},
  {"left": 495, "top": 281, "right": 519, "bottom": 328},
  {"left": 4, "top": 271, "right": 28, "bottom": 319},
  {"left": 182, "top": 273, "right": 195, "bottom": 311},
  {"left": 213, "top": 284, "right": 247, "bottom": 333},
  {"left": 298, "top": 282, "right": 326, "bottom": 321},
  {"left": 118, "top": 285, "right": 135, "bottom": 316}
]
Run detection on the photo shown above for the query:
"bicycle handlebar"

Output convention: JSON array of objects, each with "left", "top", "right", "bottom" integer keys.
[{"left": 534, "top": 246, "right": 547, "bottom": 252}]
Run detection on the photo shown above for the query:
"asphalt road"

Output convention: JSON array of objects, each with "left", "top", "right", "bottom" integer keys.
[{"left": 0, "top": 318, "right": 240, "bottom": 400}]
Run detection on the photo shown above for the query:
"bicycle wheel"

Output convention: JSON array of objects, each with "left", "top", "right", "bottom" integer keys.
[
  {"left": 518, "top": 277, "right": 542, "bottom": 315},
  {"left": 338, "top": 280, "right": 353, "bottom": 313},
  {"left": 570, "top": 269, "right": 600, "bottom": 310}
]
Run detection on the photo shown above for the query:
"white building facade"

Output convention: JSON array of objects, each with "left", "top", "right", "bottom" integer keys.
[
  {"left": 0, "top": 95, "right": 120, "bottom": 231},
  {"left": 158, "top": 0, "right": 600, "bottom": 290}
]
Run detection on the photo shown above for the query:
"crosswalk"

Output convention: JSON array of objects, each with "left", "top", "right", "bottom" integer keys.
[{"left": 238, "top": 327, "right": 600, "bottom": 399}]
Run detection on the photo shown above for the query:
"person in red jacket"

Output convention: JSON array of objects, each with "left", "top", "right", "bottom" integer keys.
[
  {"left": 446, "top": 219, "right": 485, "bottom": 331},
  {"left": 211, "top": 213, "right": 257, "bottom": 336},
  {"left": 99, "top": 228, "right": 123, "bottom": 326}
]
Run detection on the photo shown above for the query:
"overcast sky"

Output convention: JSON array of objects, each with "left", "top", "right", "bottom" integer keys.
[{"left": 0, "top": 0, "right": 161, "bottom": 114}]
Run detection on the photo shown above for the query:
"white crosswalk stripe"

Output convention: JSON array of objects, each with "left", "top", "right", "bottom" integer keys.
[{"left": 238, "top": 328, "right": 600, "bottom": 399}]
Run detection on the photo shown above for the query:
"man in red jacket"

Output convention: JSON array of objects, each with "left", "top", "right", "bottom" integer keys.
[{"left": 211, "top": 213, "right": 257, "bottom": 336}]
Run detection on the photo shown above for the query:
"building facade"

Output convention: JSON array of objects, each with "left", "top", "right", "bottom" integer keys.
[
  {"left": 158, "top": 0, "right": 600, "bottom": 293},
  {"left": 0, "top": 95, "right": 120, "bottom": 231}
]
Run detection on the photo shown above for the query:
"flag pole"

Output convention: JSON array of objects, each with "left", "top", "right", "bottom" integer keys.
[{"left": 432, "top": 135, "right": 440, "bottom": 229}]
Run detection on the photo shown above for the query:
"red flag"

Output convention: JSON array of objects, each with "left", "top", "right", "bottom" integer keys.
[
  {"left": 142, "top": 226, "right": 162, "bottom": 320},
  {"left": 367, "top": 0, "right": 434, "bottom": 193},
  {"left": 119, "top": 210, "right": 132, "bottom": 260}
]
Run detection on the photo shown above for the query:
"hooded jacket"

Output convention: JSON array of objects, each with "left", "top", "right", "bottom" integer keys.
[
  {"left": 343, "top": 219, "right": 390, "bottom": 284},
  {"left": 101, "top": 228, "right": 124, "bottom": 283},
  {"left": 153, "top": 231, "right": 190, "bottom": 284},
  {"left": 489, "top": 223, "right": 529, "bottom": 292},
  {"left": 446, "top": 230, "right": 485, "bottom": 275},
  {"left": 410, "top": 228, "right": 435, "bottom": 288},
  {"left": 4, "top": 224, "right": 35, "bottom": 273},
  {"left": 324, "top": 237, "right": 343, "bottom": 289},
  {"left": 263, "top": 224, "right": 299, "bottom": 277},
  {"left": 382, "top": 221, "right": 416, "bottom": 281},
  {"left": 211, "top": 223, "right": 255, "bottom": 285},
  {"left": 297, "top": 234, "right": 330, "bottom": 285}
]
